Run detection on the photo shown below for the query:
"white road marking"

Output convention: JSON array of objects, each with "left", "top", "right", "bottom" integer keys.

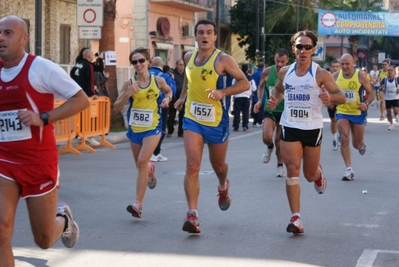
[{"left": 356, "top": 249, "right": 399, "bottom": 267}]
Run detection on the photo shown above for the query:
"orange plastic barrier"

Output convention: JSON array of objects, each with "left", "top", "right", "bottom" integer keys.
[
  {"left": 54, "top": 99, "right": 82, "bottom": 155},
  {"left": 75, "top": 96, "right": 115, "bottom": 153}
]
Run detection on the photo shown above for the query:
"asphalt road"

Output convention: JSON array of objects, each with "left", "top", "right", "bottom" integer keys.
[{"left": 12, "top": 105, "right": 399, "bottom": 267}]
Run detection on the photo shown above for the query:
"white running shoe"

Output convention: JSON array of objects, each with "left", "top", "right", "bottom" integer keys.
[
  {"left": 342, "top": 168, "right": 354, "bottom": 181},
  {"left": 332, "top": 140, "right": 338, "bottom": 151},
  {"left": 277, "top": 165, "right": 285, "bottom": 177},
  {"left": 388, "top": 124, "right": 395, "bottom": 131},
  {"left": 86, "top": 137, "right": 100, "bottom": 146},
  {"left": 358, "top": 143, "right": 366, "bottom": 155},
  {"left": 57, "top": 203, "right": 79, "bottom": 248},
  {"left": 147, "top": 162, "right": 157, "bottom": 189},
  {"left": 156, "top": 154, "right": 168, "bottom": 162},
  {"left": 150, "top": 154, "right": 168, "bottom": 162},
  {"left": 150, "top": 154, "right": 158, "bottom": 162},
  {"left": 261, "top": 147, "right": 274, "bottom": 163},
  {"left": 314, "top": 164, "right": 327, "bottom": 194},
  {"left": 286, "top": 215, "right": 304, "bottom": 234}
]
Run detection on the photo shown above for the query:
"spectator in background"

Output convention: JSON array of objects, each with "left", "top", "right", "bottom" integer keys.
[
  {"left": 70, "top": 48, "right": 101, "bottom": 146},
  {"left": 148, "top": 57, "right": 176, "bottom": 162},
  {"left": 232, "top": 64, "right": 256, "bottom": 132},
  {"left": 93, "top": 52, "right": 109, "bottom": 96},
  {"left": 168, "top": 59, "right": 185, "bottom": 137},
  {"left": 251, "top": 62, "right": 264, "bottom": 127},
  {"left": 163, "top": 65, "right": 174, "bottom": 80},
  {"left": 74, "top": 47, "right": 88, "bottom": 64}
]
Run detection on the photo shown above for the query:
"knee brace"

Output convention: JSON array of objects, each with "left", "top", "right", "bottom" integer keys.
[{"left": 285, "top": 176, "right": 300, "bottom": 186}]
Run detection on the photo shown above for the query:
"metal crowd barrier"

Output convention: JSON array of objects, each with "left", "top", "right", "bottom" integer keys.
[{"left": 54, "top": 97, "right": 115, "bottom": 154}]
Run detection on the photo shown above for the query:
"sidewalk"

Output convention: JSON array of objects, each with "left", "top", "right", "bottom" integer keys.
[{"left": 56, "top": 131, "right": 128, "bottom": 151}]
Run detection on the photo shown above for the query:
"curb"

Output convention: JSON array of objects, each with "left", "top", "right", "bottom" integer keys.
[{"left": 56, "top": 132, "right": 128, "bottom": 152}]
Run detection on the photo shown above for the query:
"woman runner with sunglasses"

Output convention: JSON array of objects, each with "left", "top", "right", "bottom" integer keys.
[
  {"left": 113, "top": 47, "right": 172, "bottom": 219},
  {"left": 267, "top": 30, "right": 346, "bottom": 234}
]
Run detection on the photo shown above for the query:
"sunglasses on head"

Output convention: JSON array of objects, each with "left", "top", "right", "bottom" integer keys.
[
  {"left": 295, "top": 44, "right": 314, "bottom": 50},
  {"left": 131, "top": 58, "right": 146, "bottom": 65}
]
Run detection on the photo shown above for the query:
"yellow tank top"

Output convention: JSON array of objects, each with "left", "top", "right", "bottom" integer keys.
[
  {"left": 336, "top": 69, "right": 362, "bottom": 115},
  {"left": 184, "top": 49, "right": 223, "bottom": 127},
  {"left": 128, "top": 74, "right": 161, "bottom": 133},
  {"left": 379, "top": 70, "right": 388, "bottom": 80}
]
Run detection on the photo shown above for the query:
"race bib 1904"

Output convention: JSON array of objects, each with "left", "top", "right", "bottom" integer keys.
[{"left": 286, "top": 105, "right": 312, "bottom": 123}]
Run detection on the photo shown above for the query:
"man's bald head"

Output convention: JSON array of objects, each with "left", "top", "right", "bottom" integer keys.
[
  {"left": 340, "top": 53, "right": 354, "bottom": 63},
  {"left": 0, "top": 15, "right": 29, "bottom": 66},
  {"left": 151, "top": 57, "right": 163, "bottom": 67},
  {"left": 82, "top": 48, "right": 93, "bottom": 61},
  {"left": 0, "top": 15, "right": 28, "bottom": 34}
]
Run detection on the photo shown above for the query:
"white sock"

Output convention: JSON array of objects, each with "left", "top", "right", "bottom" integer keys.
[
  {"left": 189, "top": 210, "right": 198, "bottom": 217},
  {"left": 292, "top": 212, "right": 300, "bottom": 218}
]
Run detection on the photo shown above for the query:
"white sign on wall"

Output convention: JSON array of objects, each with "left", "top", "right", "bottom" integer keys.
[
  {"left": 104, "top": 51, "right": 117, "bottom": 66},
  {"left": 77, "top": 0, "right": 103, "bottom": 27},
  {"left": 312, "top": 36, "right": 325, "bottom": 62},
  {"left": 378, "top": 53, "right": 386, "bottom": 63},
  {"left": 79, "top": 27, "right": 102, "bottom": 39}
]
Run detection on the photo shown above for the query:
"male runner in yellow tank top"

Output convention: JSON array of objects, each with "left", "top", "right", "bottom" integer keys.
[
  {"left": 174, "top": 19, "right": 249, "bottom": 234},
  {"left": 333, "top": 53, "right": 374, "bottom": 181}
]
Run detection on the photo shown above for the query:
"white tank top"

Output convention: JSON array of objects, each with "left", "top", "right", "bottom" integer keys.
[
  {"left": 280, "top": 61, "right": 323, "bottom": 130},
  {"left": 383, "top": 78, "right": 399, "bottom": 100}
]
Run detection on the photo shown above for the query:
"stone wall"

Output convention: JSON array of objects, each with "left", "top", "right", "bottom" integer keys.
[{"left": 1, "top": 0, "right": 81, "bottom": 65}]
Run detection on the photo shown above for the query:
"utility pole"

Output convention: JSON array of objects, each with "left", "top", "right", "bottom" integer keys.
[
  {"left": 216, "top": 0, "right": 220, "bottom": 48},
  {"left": 261, "top": 0, "right": 265, "bottom": 63},
  {"left": 35, "top": 0, "right": 42, "bottom": 55},
  {"left": 256, "top": 0, "right": 260, "bottom": 62},
  {"left": 296, "top": 0, "right": 299, "bottom": 31}
]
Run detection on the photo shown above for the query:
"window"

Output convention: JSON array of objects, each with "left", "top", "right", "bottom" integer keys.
[
  {"left": 154, "top": 50, "right": 168, "bottom": 65},
  {"left": 60, "top": 24, "right": 71, "bottom": 64}
]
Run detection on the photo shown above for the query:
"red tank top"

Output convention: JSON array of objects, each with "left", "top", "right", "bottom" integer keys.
[{"left": 0, "top": 55, "right": 57, "bottom": 164}]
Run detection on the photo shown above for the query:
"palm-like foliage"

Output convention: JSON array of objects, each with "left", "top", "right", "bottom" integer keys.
[
  {"left": 230, "top": 0, "right": 384, "bottom": 64},
  {"left": 371, "top": 36, "right": 399, "bottom": 60},
  {"left": 230, "top": 0, "right": 258, "bottom": 60}
]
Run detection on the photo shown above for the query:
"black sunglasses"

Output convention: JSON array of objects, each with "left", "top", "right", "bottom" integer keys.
[
  {"left": 295, "top": 44, "right": 314, "bottom": 50},
  {"left": 131, "top": 58, "right": 146, "bottom": 65}
]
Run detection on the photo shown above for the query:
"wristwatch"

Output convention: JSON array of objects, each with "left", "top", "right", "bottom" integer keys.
[{"left": 40, "top": 112, "right": 49, "bottom": 125}]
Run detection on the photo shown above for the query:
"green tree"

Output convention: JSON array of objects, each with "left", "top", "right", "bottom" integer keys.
[
  {"left": 371, "top": 36, "right": 399, "bottom": 60},
  {"left": 230, "top": 0, "right": 339, "bottom": 65},
  {"left": 229, "top": 0, "right": 258, "bottom": 61}
]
